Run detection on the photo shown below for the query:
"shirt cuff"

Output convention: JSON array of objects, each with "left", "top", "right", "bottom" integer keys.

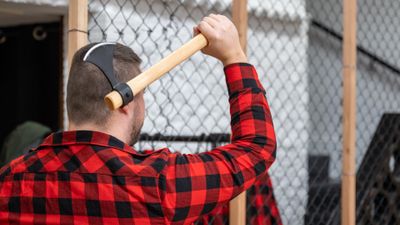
[{"left": 224, "top": 63, "right": 264, "bottom": 95}]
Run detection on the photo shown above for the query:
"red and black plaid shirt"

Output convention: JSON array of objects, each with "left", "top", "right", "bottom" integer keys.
[
  {"left": 0, "top": 63, "right": 277, "bottom": 224},
  {"left": 195, "top": 172, "right": 282, "bottom": 225}
]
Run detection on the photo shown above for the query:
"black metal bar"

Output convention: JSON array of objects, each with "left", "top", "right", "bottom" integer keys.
[
  {"left": 139, "top": 133, "right": 230, "bottom": 143},
  {"left": 311, "top": 20, "right": 400, "bottom": 76}
]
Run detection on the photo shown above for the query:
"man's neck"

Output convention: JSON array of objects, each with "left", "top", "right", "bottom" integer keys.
[{"left": 68, "top": 122, "right": 130, "bottom": 144}]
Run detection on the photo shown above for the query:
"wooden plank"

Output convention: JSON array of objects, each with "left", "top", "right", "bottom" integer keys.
[
  {"left": 341, "top": 0, "right": 358, "bottom": 224},
  {"left": 59, "top": 16, "right": 65, "bottom": 129},
  {"left": 229, "top": 194, "right": 246, "bottom": 225},
  {"left": 67, "top": 0, "right": 88, "bottom": 69},
  {"left": 230, "top": 1, "right": 248, "bottom": 225},
  {"left": 64, "top": 0, "right": 88, "bottom": 128},
  {"left": 232, "top": 0, "right": 248, "bottom": 53}
]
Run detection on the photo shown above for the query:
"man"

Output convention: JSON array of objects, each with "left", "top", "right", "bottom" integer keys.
[{"left": 0, "top": 15, "right": 276, "bottom": 224}]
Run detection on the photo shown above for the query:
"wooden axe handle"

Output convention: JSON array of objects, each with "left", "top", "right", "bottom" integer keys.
[{"left": 104, "top": 34, "right": 208, "bottom": 110}]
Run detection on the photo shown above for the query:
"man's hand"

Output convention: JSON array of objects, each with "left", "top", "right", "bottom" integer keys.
[{"left": 194, "top": 14, "right": 247, "bottom": 66}]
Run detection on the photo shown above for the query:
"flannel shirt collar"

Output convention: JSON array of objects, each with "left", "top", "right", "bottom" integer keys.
[{"left": 36, "top": 130, "right": 137, "bottom": 154}]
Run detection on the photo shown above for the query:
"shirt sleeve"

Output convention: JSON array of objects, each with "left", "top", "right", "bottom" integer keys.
[{"left": 158, "top": 63, "right": 277, "bottom": 224}]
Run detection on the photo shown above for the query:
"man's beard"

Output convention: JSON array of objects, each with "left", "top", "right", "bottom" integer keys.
[{"left": 129, "top": 120, "right": 143, "bottom": 146}]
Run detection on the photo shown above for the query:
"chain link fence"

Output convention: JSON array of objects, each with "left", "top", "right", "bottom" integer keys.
[
  {"left": 356, "top": 0, "right": 400, "bottom": 224},
  {"left": 87, "top": 0, "right": 400, "bottom": 224},
  {"left": 88, "top": 0, "right": 232, "bottom": 153},
  {"left": 305, "top": 0, "right": 343, "bottom": 224},
  {"left": 247, "top": 1, "right": 309, "bottom": 224}
]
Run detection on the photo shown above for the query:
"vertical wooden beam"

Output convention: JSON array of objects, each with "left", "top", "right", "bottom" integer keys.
[
  {"left": 341, "top": 0, "right": 357, "bottom": 224},
  {"left": 232, "top": 0, "right": 248, "bottom": 53},
  {"left": 65, "top": 0, "right": 88, "bottom": 128},
  {"left": 230, "top": 1, "right": 248, "bottom": 225},
  {"left": 59, "top": 16, "right": 65, "bottom": 129},
  {"left": 68, "top": 0, "right": 88, "bottom": 68}
]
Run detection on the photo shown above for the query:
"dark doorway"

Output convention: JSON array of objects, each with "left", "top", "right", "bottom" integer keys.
[{"left": 0, "top": 21, "right": 62, "bottom": 154}]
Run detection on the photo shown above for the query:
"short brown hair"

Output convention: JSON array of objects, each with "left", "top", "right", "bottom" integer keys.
[{"left": 67, "top": 43, "right": 142, "bottom": 126}]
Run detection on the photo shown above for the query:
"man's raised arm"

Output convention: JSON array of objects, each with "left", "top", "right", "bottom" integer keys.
[{"left": 158, "top": 14, "right": 277, "bottom": 224}]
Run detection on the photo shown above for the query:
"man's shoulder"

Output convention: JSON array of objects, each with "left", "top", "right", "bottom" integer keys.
[
  {"left": 0, "top": 146, "right": 218, "bottom": 175},
  {"left": 0, "top": 153, "right": 29, "bottom": 180},
  {"left": 0, "top": 146, "right": 175, "bottom": 181}
]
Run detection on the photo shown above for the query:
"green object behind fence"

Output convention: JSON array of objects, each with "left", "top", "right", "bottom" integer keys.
[{"left": 0, "top": 121, "right": 51, "bottom": 167}]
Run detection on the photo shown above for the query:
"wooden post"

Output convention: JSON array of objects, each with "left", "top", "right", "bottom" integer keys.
[
  {"left": 230, "top": 1, "right": 248, "bottom": 225},
  {"left": 64, "top": 0, "right": 87, "bottom": 128},
  {"left": 67, "top": 0, "right": 88, "bottom": 68},
  {"left": 341, "top": 0, "right": 357, "bottom": 224},
  {"left": 232, "top": 0, "right": 248, "bottom": 53}
]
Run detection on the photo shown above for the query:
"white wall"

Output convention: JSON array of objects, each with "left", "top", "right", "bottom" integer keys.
[
  {"left": 2, "top": 0, "right": 66, "bottom": 6},
  {"left": 247, "top": 15, "right": 309, "bottom": 225}
]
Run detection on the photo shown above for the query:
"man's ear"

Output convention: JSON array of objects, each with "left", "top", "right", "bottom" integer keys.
[
  {"left": 118, "top": 100, "right": 135, "bottom": 116},
  {"left": 119, "top": 104, "right": 130, "bottom": 115}
]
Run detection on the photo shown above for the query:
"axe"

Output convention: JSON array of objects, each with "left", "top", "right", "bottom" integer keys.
[{"left": 104, "top": 34, "right": 208, "bottom": 110}]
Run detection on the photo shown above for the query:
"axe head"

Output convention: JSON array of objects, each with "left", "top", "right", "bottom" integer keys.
[{"left": 83, "top": 42, "right": 133, "bottom": 107}]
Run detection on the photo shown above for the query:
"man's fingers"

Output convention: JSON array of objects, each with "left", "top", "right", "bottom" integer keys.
[
  {"left": 211, "top": 14, "right": 229, "bottom": 23},
  {"left": 209, "top": 14, "right": 231, "bottom": 31},
  {"left": 198, "top": 21, "right": 215, "bottom": 39},
  {"left": 203, "top": 16, "right": 219, "bottom": 28},
  {"left": 193, "top": 26, "right": 200, "bottom": 36},
  {"left": 209, "top": 13, "right": 223, "bottom": 21}
]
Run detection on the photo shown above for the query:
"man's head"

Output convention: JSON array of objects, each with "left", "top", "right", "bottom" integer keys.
[{"left": 67, "top": 43, "right": 144, "bottom": 145}]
